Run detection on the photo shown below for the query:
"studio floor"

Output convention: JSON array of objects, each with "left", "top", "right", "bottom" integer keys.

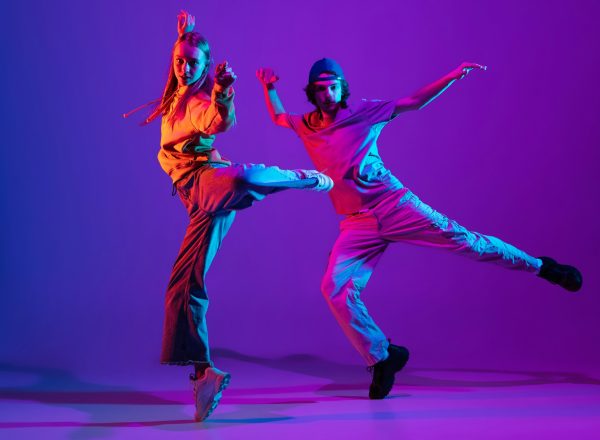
[{"left": 1, "top": 351, "right": 599, "bottom": 440}]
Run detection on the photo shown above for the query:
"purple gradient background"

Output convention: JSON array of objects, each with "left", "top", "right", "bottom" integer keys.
[{"left": 1, "top": 0, "right": 599, "bottom": 377}]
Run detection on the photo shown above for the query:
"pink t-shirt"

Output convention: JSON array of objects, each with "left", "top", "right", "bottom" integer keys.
[{"left": 286, "top": 99, "right": 404, "bottom": 214}]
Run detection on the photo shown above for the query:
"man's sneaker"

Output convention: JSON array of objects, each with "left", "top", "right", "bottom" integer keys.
[
  {"left": 368, "top": 344, "right": 410, "bottom": 400},
  {"left": 298, "top": 169, "right": 334, "bottom": 192},
  {"left": 190, "top": 367, "right": 231, "bottom": 422},
  {"left": 538, "top": 256, "right": 582, "bottom": 292}
]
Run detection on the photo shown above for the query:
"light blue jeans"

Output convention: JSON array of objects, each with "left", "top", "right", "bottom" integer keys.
[{"left": 321, "top": 188, "right": 541, "bottom": 366}]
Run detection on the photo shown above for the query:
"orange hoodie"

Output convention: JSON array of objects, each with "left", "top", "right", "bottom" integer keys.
[{"left": 158, "top": 83, "right": 235, "bottom": 183}]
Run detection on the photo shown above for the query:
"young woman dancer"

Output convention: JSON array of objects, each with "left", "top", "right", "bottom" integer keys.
[
  {"left": 144, "top": 12, "right": 332, "bottom": 422},
  {"left": 257, "top": 59, "right": 582, "bottom": 400}
]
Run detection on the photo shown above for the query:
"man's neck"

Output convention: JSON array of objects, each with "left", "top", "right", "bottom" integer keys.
[{"left": 318, "top": 106, "right": 341, "bottom": 125}]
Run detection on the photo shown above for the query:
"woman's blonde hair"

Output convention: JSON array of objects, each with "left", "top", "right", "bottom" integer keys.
[{"left": 145, "top": 32, "right": 213, "bottom": 125}]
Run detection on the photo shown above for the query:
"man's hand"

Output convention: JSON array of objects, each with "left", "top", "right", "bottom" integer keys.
[
  {"left": 256, "top": 67, "right": 279, "bottom": 86},
  {"left": 215, "top": 61, "right": 237, "bottom": 88},
  {"left": 256, "top": 67, "right": 288, "bottom": 125},
  {"left": 177, "top": 10, "right": 195, "bottom": 36},
  {"left": 452, "top": 62, "right": 487, "bottom": 80}
]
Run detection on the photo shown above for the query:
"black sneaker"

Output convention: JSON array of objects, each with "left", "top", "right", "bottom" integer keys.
[
  {"left": 368, "top": 344, "right": 410, "bottom": 400},
  {"left": 538, "top": 256, "right": 582, "bottom": 292}
]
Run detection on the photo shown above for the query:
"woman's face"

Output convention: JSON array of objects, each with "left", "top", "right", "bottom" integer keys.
[{"left": 173, "top": 41, "right": 208, "bottom": 87}]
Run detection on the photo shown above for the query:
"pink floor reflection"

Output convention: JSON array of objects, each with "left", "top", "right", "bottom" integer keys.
[{"left": 1, "top": 351, "right": 599, "bottom": 439}]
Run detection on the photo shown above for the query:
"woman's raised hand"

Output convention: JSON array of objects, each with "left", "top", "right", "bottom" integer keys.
[{"left": 177, "top": 10, "right": 196, "bottom": 36}]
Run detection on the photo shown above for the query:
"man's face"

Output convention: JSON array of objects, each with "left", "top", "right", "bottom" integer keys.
[{"left": 312, "top": 73, "right": 342, "bottom": 112}]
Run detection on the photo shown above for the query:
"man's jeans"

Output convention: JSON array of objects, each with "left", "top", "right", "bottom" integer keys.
[{"left": 321, "top": 188, "right": 541, "bottom": 366}]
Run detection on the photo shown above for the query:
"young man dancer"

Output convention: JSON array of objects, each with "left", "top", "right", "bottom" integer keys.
[{"left": 256, "top": 59, "right": 582, "bottom": 400}]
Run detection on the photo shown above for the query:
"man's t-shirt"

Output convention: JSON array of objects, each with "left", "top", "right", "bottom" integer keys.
[{"left": 286, "top": 99, "right": 404, "bottom": 215}]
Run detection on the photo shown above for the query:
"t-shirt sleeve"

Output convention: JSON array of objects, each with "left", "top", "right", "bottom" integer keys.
[
  {"left": 359, "top": 99, "right": 398, "bottom": 125},
  {"left": 284, "top": 113, "right": 304, "bottom": 133},
  {"left": 188, "top": 85, "right": 236, "bottom": 135}
]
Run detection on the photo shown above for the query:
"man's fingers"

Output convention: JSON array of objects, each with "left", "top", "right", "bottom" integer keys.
[
  {"left": 256, "top": 67, "right": 278, "bottom": 84},
  {"left": 463, "top": 62, "right": 486, "bottom": 70},
  {"left": 456, "top": 62, "right": 488, "bottom": 80}
]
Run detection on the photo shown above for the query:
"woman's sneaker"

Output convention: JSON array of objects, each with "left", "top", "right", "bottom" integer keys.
[
  {"left": 538, "top": 257, "right": 582, "bottom": 292},
  {"left": 368, "top": 344, "right": 410, "bottom": 400},
  {"left": 297, "top": 170, "right": 334, "bottom": 192},
  {"left": 190, "top": 367, "right": 231, "bottom": 422},
  {"left": 262, "top": 169, "right": 334, "bottom": 191}
]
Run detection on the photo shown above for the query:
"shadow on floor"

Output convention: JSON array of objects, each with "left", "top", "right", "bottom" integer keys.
[
  {"left": 1, "top": 354, "right": 598, "bottom": 433},
  {"left": 213, "top": 347, "right": 600, "bottom": 391}
]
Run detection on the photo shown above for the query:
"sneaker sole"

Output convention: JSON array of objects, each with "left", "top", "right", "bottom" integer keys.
[{"left": 264, "top": 177, "right": 319, "bottom": 189}]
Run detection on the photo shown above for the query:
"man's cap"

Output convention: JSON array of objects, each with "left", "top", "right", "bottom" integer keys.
[{"left": 308, "top": 58, "right": 345, "bottom": 84}]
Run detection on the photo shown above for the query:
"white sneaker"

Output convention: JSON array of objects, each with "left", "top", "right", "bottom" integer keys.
[
  {"left": 190, "top": 367, "right": 231, "bottom": 422},
  {"left": 298, "top": 170, "right": 334, "bottom": 192}
]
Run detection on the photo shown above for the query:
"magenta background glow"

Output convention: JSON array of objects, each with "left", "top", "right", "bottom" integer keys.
[{"left": 1, "top": 0, "right": 599, "bottom": 376}]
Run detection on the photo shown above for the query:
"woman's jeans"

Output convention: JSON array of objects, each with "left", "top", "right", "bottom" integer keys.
[{"left": 161, "top": 163, "right": 319, "bottom": 365}]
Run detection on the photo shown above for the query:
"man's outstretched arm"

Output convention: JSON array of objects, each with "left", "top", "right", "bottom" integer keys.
[
  {"left": 393, "top": 62, "right": 486, "bottom": 116},
  {"left": 256, "top": 67, "right": 292, "bottom": 128}
]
